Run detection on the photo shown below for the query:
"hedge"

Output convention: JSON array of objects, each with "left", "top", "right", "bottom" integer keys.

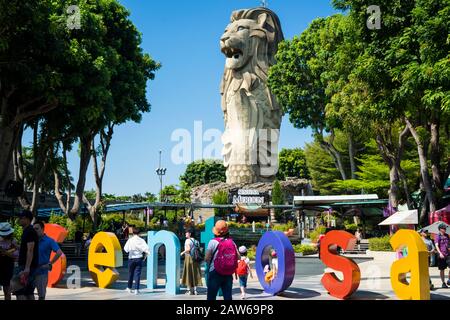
[
  {"left": 293, "top": 244, "right": 317, "bottom": 255},
  {"left": 308, "top": 225, "right": 326, "bottom": 243},
  {"left": 368, "top": 235, "right": 392, "bottom": 251}
]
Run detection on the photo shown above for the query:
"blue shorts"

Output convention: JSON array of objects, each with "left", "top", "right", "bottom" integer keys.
[{"left": 239, "top": 275, "right": 248, "bottom": 288}]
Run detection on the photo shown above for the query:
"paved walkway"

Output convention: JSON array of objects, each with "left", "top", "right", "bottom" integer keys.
[{"left": 3, "top": 254, "right": 450, "bottom": 300}]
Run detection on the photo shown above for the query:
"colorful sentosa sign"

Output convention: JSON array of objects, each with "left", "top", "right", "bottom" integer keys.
[{"left": 46, "top": 224, "right": 430, "bottom": 300}]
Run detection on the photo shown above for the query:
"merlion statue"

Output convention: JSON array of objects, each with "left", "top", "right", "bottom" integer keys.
[{"left": 220, "top": 7, "right": 284, "bottom": 184}]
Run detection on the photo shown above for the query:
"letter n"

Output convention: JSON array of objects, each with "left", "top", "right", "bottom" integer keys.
[{"left": 147, "top": 230, "right": 181, "bottom": 295}]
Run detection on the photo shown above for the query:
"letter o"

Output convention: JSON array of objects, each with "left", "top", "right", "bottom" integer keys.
[{"left": 255, "top": 231, "right": 295, "bottom": 295}]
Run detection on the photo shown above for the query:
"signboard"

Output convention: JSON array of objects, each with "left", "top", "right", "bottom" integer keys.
[{"left": 229, "top": 189, "right": 268, "bottom": 205}]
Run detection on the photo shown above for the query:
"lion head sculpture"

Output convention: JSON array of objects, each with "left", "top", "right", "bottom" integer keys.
[{"left": 220, "top": 7, "right": 284, "bottom": 83}]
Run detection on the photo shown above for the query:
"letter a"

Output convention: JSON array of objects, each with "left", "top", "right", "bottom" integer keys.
[{"left": 390, "top": 230, "right": 430, "bottom": 300}]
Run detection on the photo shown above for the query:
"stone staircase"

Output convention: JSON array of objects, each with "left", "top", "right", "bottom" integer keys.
[{"left": 341, "top": 239, "right": 369, "bottom": 255}]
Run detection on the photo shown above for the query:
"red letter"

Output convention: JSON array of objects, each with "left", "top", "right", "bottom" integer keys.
[
  {"left": 44, "top": 224, "right": 68, "bottom": 287},
  {"left": 320, "top": 230, "right": 361, "bottom": 299}
]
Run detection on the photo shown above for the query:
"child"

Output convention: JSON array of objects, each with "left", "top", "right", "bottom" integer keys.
[
  {"left": 235, "top": 246, "right": 253, "bottom": 299},
  {"left": 264, "top": 250, "right": 278, "bottom": 285}
]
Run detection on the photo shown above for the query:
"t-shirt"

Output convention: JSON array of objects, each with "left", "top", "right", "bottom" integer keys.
[
  {"left": 436, "top": 234, "right": 449, "bottom": 257},
  {"left": 18, "top": 225, "right": 39, "bottom": 269},
  {"left": 422, "top": 238, "right": 435, "bottom": 253},
  {"left": 272, "top": 257, "right": 278, "bottom": 270},
  {"left": 36, "top": 235, "right": 60, "bottom": 275},
  {"left": 206, "top": 237, "right": 237, "bottom": 272},
  {"left": 74, "top": 231, "right": 83, "bottom": 243},
  {"left": 185, "top": 238, "right": 198, "bottom": 254}
]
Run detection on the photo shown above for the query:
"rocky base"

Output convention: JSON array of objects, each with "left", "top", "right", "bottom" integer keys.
[{"left": 191, "top": 177, "right": 313, "bottom": 204}]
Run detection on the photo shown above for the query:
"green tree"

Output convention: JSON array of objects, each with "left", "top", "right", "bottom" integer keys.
[
  {"left": 174, "top": 181, "right": 192, "bottom": 204},
  {"left": 304, "top": 140, "right": 343, "bottom": 195},
  {"left": 144, "top": 192, "right": 158, "bottom": 203},
  {"left": 271, "top": 179, "right": 283, "bottom": 221},
  {"left": 212, "top": 190, "right": 228, "bottom": 216},
  {"left": 268, "top": 15, "right": 362, "bottom": 181},
  {"left": 180, "top": 159, "right": 226, "bottom": 187},
  {"left": 160, "top": 185, "right": 179, "bottom": 202},
  {"left": 332, "top": 140, "right": 420, "bottom": 199},
  {"left": 332, "top": 0, "right": 450, "bottom": 221},
  {"left": 0, "top": 0, "right": 74, "bottom": 190},
  {"left": 277, "top": 148, "right": 309, "bottom": 180}
]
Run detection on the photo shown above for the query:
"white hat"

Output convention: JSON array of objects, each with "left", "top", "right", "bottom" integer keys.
[
  {"left": 238, "top": 246, "right": 247, "bottom": 254},
  {"left": 0, "top": 222, "right": 14, "bottom": 237}
]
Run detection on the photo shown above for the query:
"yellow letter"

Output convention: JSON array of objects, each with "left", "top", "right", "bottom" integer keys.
[
  {"left": 390, "top": 229, "right": 430, "bottom": 300},
  {"left": 88, "top": 232, "right": 123, "bottom": 288}
]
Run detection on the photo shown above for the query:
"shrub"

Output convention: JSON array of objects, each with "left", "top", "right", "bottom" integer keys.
[
  {"left": 13, "top": 222, "right": 23, "bottom": 242},
  {"left": 255, "top": 222, "right": 264, "bottom": 229},
  {"left": 247, "top": 246, "right": 257, "bottom": 261},
  {"left": 49, "top": 214, "right": 78, "bottom": 240},
  {"left": 293, "top": 244, "right": 317, "bottom": 255},
  {"left": 196, "top": 223, "right": 205, "bottom": 230},
  {"left": 212, "top": 190, "right": 228, "bottom": 216},
  {"left": 309, "top": 225, "right": 326, "bottom": 243},
  {"left": 272, "top": 179, "right": 283, "bottom": 220},
  {"left": 344, "top": 223, "right": 359, "bottom": 233},
  {"left": 369, "top": 235, "right": 392, "bottom": 251},
  {"left": 272, "top": 222, "right": 295, "bottom": 232}
]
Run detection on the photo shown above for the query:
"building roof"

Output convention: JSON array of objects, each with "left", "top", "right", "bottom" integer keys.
[{"left": 293, "top": 194, "right": 379, "bottom": 205}]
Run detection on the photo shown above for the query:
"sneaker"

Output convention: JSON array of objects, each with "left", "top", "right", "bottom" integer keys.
[
  {"left": 240, "top": 294, "right": 246, "bottom": 300},
  {"left": 430, "top": 284, "right": 434, "bottom": 291},
  {"left": 126, "top": 288, "right": 133, "bottom": 294},
  {"left": 134, "top": 290, "right": 140, "bottom": 295},
  {"left": 442, "top": 283, "right": 448, "bottom": 289},
  {"left": 193, "top": 290, "right": 198, "bottom": 295}
]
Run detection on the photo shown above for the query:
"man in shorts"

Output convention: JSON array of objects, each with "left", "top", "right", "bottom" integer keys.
[{"left": 435, "top": 223, "right": 450, "bottom": 288}]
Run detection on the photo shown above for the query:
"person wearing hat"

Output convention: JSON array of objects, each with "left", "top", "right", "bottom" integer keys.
[
  {"left": 205, "top": 220, "right": 240, "bottom": 300},
  {"left": 435, "top": 223, "right": 450, "bottom": 288},
  {"left": 419, "top": 229, "right": 436, "bottom": 290},
  {"left": 0, "top": 222, "right": 19, "bottom": 300},
  {"left": 235, "top": 245, "right": 253, "bottom": 300},
  {"left": 16, "top": 210, "right": 39, "bottom": 300}
]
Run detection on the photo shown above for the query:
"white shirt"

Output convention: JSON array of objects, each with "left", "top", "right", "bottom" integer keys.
[
  {"left": 124, "top": 235, "right": 150, "bottom": 259},
  {"left": 272, "top": 257, "right": 278, "bottom": 270}
]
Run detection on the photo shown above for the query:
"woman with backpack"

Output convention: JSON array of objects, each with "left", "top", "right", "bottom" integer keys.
[
  {"left": 235, "top": 246, "right": 253, "bottom": 300},
  {"left": 180, "top": 229, "right": 203, "bottom": 295},
  {"left": 205, "top": 220, "right": 240, "bottom": 300}
]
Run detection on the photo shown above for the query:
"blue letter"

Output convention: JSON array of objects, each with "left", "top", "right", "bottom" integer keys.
[
  {"left": 147, "top": 230, "right": 181, "bottom": 295},
  {"left": 255, "top": 231, "right": 295, "bottom": 295}
]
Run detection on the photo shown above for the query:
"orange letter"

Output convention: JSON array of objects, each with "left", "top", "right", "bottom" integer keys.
[
  {"left": 320, "top": 230, "right": 361, "bottom": 299},
  {"left": 88, "top": 232, "right": 123, "bottom": 288},
  {"left": 390, "top": 230, "right": 430, "bottom": 300},
  {"left": 44, "top": 224, "right": 68, "bottom": 288}
]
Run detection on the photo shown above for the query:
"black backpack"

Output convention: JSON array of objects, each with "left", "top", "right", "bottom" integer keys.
[{"left": 190, "top": 239, "right": 204, "bottom": 262}]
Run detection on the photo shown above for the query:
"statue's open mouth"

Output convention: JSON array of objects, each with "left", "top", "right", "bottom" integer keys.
[{"left": 222, "top": 47, "right": 243, "bottom": 59}]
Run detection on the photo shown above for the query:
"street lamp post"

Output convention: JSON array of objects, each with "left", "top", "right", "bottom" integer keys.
[{"left": 155, "top": 150, "right": 167, "bottom": 202}]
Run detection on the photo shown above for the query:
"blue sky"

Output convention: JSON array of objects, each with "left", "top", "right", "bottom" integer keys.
[{"left": 24, "top": 0, "right": 339, "bottom": 196}]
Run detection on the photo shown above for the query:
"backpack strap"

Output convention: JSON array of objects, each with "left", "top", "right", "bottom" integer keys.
[{"left": 211, "top": 237, "right": 225, "bottom": 263}]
